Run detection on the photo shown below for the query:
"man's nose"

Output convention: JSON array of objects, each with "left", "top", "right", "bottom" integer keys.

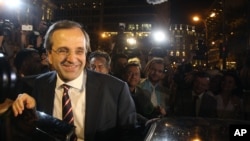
[{"left": 65, "top": 52, "right": 78, "bottom": 61}]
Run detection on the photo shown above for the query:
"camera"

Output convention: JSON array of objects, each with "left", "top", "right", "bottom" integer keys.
[
  {"left": 0, "top": 53, "right": 17, "bottom": 103},
  {"left": 0, "top": 19, "right": 14, "bottom": 36}
]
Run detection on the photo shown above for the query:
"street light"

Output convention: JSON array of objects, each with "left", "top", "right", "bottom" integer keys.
[
  {"left": 192, "top": 13, "right": 215, "bottom": 68},
  {"left": 193, "top": 16, "right": 208, "bottom": 68},
  {"left": 193, "top": 16, "right": 208, "bottom": 41}
]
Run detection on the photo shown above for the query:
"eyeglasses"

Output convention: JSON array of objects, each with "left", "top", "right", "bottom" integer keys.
[{"left": 51, "top": 47, "right": 85, "bottom": 56}]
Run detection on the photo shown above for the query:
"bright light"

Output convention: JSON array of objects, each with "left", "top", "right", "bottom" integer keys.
[
  {"left": 164, "top": 123, "right": 171, "bottom": 127},
  {"left": 193, "top": 16, "right": 200, "bottom": 22},
  {"left": 101, "top": 33, "right": 107, "bottom": 38},
  {"left": 147, "top": 0, "right": 168, "bottom": 5},
  {"left": 192, "top": 138, "right": 201, "bottom": 141},
  {"left": 5, "top": 0, "right": 21, "bottom": 9},
  {"left": 0, "top": 53, "right": 4, "bottom": 57},
  {"left": 127, "top": 37, "right": 136, "bottom": 45},
  {"left": 152, "top": 30, "right": 166, "bottom": 43},
  {"left": 210, "top": 12, "right": 216, "bottom": 18}
]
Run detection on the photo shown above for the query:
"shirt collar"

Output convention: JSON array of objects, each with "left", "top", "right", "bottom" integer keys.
[{"left": 56, "top": 70, "right": 86, "bottom": 90}]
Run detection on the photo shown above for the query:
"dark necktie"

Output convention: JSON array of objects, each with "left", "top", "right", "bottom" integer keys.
[
  {"left": 62, "top": 85, "right": 77, "bottom": 141},
  {"left": 62, "top": 84, "right": 74, "bottom": 124}
]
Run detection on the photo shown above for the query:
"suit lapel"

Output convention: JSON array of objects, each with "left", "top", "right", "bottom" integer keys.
[
  {"left": 47, "top": 72, "right": 57, "bottom": 115},
  {"left": 38, "top": 72, "right": 57, "bottom": 115},
  {"left": 85, "top": 70, "right": 103, "bottom": 138}
]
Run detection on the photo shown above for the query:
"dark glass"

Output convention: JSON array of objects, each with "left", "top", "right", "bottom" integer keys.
[{"left": 145, "top": 117, "right": 250, "bottom": 141}]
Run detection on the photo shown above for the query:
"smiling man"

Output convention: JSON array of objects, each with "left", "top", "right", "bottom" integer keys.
[{"left": 12, "top": 20, "right": 137, "bottom": 141}]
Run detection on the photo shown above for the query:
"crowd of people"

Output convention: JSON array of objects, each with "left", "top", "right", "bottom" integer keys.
[{"left": 1, "top": 20, "right": 250, "bottom": 141}]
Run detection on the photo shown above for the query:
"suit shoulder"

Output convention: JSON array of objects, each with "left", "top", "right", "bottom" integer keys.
[
  {"left": 35, "top": 71, "right": 56, "bottom": 83},
  {"left": 36, "top": 71, "right": 55, "bottom": 78},
  {"left": 87, "top": 70, "right": 125, "bottom": 84}
]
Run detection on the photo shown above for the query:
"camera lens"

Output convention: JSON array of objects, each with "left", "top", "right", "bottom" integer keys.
[{"left": 0, "top": 53, "right": 17, "bottom": 102}]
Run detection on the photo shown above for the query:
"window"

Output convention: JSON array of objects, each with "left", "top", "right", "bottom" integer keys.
[
  {"left": 141, "top": 24, "right": 152, "bottom": 31},
  {"left": 176, "top": 51, "right": 180, "bottom": 56},
  {"left": 170, "top": 51, "right": 174, "bottom": 56}
]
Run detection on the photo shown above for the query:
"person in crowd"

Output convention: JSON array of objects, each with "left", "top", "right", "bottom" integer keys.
[
  {"left": 112, "top": 25, "right": 126, "bottom": 54},
  {"left": 128, "top": 57, "right": 144, "bottom": 77},
  {"left": 172, "top": 50, "right": 196, "bottom": 89},
  {"left": 138, "top": 57, "right": 171, "bottom": 117},
  {"left": 11, "top": 20, "right": 138, "bottom": 141},
  {"left": 110, "top": 53, "right": 128, "bottom": 79},
  {"left": 147, "top": 47, "right": 175, "bottom": 89},
  {"left": 128, "top": 57, "right": 141, "bottom": 67},
  {"left": 98, "top": 39, "right": 114, "bottom": 56},
  {"left": 88, "top": 50, "right": 111, "bottom": 74},
  {"left": 239, "top": 56, "right": 250, "bottom": 91},
  {"left": 122, "top": 62, "right": 166, "bottom": 121},
  {"left": 11, "top": 48, "right": 50, "bottom": 99},
  {"left": 173, "top": 71, "right": 217, "bottom": 118},
  {"left": 0, "top": 48, "right": 50, "bottom": 114},
  {"left": 36, "top": 47, "right": 51, "bottom": 71},
  {"left": 214, "top": 71, "right": 244, "bottom": 120},
  {"left": 14, "top": 48, "right": 49, "bottom": 77},
  {"left": 239, "top": 56, "right": 250, "bottom": 120},
  {"left": 207, "top": 69, "right": 223, "bottom": 96}
]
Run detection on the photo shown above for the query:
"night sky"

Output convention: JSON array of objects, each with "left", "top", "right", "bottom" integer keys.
[{"left": 170, "top": 0, "right": 214, "bottom": 24}]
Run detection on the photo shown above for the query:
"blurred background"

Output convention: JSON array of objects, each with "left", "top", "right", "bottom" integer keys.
[{"left": 0, "top": 0, "right": 249, "bottom": 70}]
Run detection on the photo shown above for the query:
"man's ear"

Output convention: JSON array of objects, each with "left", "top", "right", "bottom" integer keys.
[{"left": 47, "top": 52, "right": 53, "bottom": 65}]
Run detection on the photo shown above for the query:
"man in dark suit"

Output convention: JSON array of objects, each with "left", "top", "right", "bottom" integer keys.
[
  {"left": 12, "top": 20, "right": 137, "bottom": 141},
  {"left": 173, "top": 71, "right": 217, "bottom": 118}
]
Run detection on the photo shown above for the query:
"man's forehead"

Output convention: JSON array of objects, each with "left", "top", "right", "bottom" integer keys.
[{"left": 91, "top": 57, "right": 107, "bottom": 62}]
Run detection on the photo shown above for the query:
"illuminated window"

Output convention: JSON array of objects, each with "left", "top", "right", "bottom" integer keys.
[
  {"left": 128, "top": 24, "right": 135, "bottom": 31},
  {"left": 170, "top": 51, "right": 174, "bottom": 56},
  {"left": 176, "top": 51, "right": 180, "bottom": 56},
  {"left": 182, "top": 51, "right": 185, "bottom": 56},
  {"left": 142, "top": 24, "right": 152, "bottom": 31},
  {"left": 136, "top": 24, "right": 139, "bottom": 30}
]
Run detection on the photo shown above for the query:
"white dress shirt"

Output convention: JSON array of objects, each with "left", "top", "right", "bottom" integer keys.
[{"left": 53, "top": 70, "right": 86, "bottom": 141}]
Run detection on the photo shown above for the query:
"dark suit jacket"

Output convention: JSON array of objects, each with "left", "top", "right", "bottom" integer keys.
[
  {"left": 31, "top": 70, "right": 137, "bottom": 141},
  {"left": 173, "top": 89, "right": 217, "bottom": 118}
]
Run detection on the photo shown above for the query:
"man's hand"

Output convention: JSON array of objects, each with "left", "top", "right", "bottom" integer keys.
[
  {"left": 157, "top": 106, "right": 167, "bottom": 116},
  {"left": 12, "top": 93, "right": 36, "bottom": 117},
  {"left": 0, "top": 98, "right": 13, "bottom": 114}
]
